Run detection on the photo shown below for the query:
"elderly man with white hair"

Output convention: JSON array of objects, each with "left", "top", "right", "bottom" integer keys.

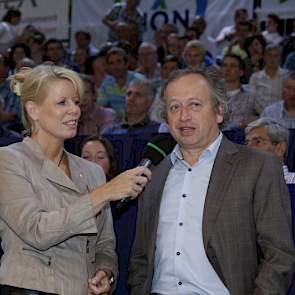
[{"left": 245, "top": 117, "right": 295, "bottom": 184}]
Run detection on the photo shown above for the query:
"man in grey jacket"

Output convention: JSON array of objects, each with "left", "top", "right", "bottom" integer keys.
[{"left": 128, "top": 68, "right": 295, "bottom": 295}]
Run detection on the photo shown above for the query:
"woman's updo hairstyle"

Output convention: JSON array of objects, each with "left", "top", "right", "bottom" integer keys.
[{"left": 10, "top": 64, "right": 84, "bottom": 131}]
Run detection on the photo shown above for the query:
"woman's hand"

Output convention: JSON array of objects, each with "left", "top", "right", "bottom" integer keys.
[
  {"left": 88, "top": 270, "right": 112, "bottom": 295},
  {"left": 104, "top": 166, "right": 151, "bottom": 201},
  {"left": 89, "top": 166, "right": 152, "bottom": 211}
]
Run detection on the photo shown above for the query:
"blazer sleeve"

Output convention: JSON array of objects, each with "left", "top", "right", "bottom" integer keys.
[
  {"left": 94, "top": 205, "right": 118, "bottom": 280},
  {"left": 0, "top": 148, "right": 98, "bottom": 251},
  {"left": 253, "top": 154, "right": 295, "bottom": 295}
]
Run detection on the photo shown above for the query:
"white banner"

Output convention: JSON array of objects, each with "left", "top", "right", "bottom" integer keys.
[
  {"left": 71, "top": 0, "right": 253, "bottom": 50},
  {"left": 258, "top": 0, "right": 295, "bottom": 20},
  {"left": 0, "top": 0, "right": 69, "bottom": 40}
]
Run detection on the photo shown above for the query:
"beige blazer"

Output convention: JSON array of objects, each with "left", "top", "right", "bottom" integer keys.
[
  {"left": 0, "top": 137, "right": 117, "bottom": 295},
  {"left": 128, "top": 137, "right": 295, "bottom": 295}
]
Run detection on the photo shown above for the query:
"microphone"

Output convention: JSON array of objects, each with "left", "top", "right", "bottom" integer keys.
[{"left": 113, "top": 134, "right": 176, "bottom": 216}]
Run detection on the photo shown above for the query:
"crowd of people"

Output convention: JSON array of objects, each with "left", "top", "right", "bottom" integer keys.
[
  {"left": 0, "top": 1, "right": 295, "bottom": 295},
  {"left": 0, "top": 5, "right": 294, "bottom": 137}
]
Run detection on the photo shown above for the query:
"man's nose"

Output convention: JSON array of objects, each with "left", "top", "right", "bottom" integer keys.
[{"left": 179, "top": 106, "right": 191, "bottom": 120}]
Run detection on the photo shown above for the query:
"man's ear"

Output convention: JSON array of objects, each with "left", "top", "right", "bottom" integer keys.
[
  {"left": 216, "top": 104, "right": 225, "bottom": 124},
  {"left": 275, "top": 141, "right": 287, "bottom": 162},
  {"left": 25, "top": 101, "right": 39, "bottom": 122}
]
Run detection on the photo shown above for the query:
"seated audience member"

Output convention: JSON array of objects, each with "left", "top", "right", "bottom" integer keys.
[
  {"left": 159, "top": 55, "right": 181, "bottom": 84},
  {"left": 114, "top": 20, "right": 142, "bottom": 50},
  {"left": 153, "top": 23, "right": 178, "bottom": 63},
  {"left": 102, "top": 78, "right": 159, "bottom": 134},
  {"left": 262, "top": 14, "right": 283, "bottom": 46},
  {"left": 136, "top": 42, "right": 161, "bottom": 89},
  {"left": 243, "top": 34, "right": 267, "bottom": 81},
  {"left": 249, "top": 18, "right": 260, "bottom": 35},
  {"left": 249, "top": 45, "right": 289, "bottom": 110},
  {"left": 8, "top": 43, "right": 31, "bottom": 75},
  {"left": 185, "top": 26, "right": 199, "bottom": 41},
  {"left": 18, "top": 24, "right": 39, "bottom": 47},
  {"left": 221, "top": 21, "right": 251, "bottom": 62},
  {"left": 77, "top": 74, "right": 119, "bottom": 135},
  {"left": 245, "top": 117, "right": 295, "bottom": 183},
  {"left": 81, "top": 135, "right": 117, "bottom": 181},
  {"left": 149, "top": 55, "right": 181, "bottom": 124},
  {"left": 215, "top": 8, "right": 248, "bottom": 53},
  {"left": 191, "top": 15, "right": 207, "bottom": 40},
  {"left": 0, "top": 9, "right": 22, "bottom": 54},
  {"left": 98, "top": 46, "right": 144, "bottom": 118},
  {"left": 177, "top": 35, "right": 190, "bottom": 58},
  {"left": 260, "top": 71, "right": 295, "bottom": 129},
  {"left": 114, "top": 40, "right": 138, "bottom": 71},
  {"left": 72, "top": 30, "right": 99, "bottom": 58},
  {"left": 0, "top": 54, "right": 21, "bottom": 130},
  {"left": 191, "top": 15, "right": 216, "bottom": 57},
  {"left": 166, "top": 33, "right": 180, "bottom": 58},
  {"left": 27, "top": 32, "right": 46, "bottom": 65},
  {"left": 44, "top": 38, "right": 79, "bottom": 71},
  {"left": 182, "top": 40, "right": 217, "bottom": 72},
  {"left": 85, "top": 52, "right": 108, "bottom": 91},
  {"left": 102, "top": 0, "right": 144, "bottom": 43},
  {"left": 73, "top": 47, "right": 88, "bottom": 73},
  {"left": 221, "top": 54, "right": 262, "bottom": 129}
]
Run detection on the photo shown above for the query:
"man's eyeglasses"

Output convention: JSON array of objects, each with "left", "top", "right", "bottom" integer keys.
[{"left": 244, "top": 137, "right": 277, "bottom": 146}]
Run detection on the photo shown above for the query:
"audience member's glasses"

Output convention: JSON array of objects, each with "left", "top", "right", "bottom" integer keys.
[{"left": 244, "top": 137, "right": 277, "bottom": 146}]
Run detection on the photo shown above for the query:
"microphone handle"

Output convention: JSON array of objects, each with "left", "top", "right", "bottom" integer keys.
[{"left": 113, "top": 158, "right": 151, "bottom": 213}]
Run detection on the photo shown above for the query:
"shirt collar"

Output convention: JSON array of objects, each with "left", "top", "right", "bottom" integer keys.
[
  {"left": 121, "top": 116, "right": 150, "bottom": 129},
  {"left": 170, "top": 132, "right": 223, "bottom": 166},
  {"left": 262, "top": 67, "right": 284, "bottom": 78}
]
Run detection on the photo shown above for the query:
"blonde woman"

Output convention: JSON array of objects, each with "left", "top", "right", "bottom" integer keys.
[{"left": 0, "top": 64, "right": 151, "bottom": 295}]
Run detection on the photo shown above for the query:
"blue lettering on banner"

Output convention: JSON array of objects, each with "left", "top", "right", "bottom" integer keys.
[{"left": 144, "top": 9, "right": 190, "bottom": 32}]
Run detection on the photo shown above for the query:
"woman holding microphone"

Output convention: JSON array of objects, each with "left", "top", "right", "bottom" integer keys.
[{"left": 0, "top": 64, "right": 150, "bottom": 295}]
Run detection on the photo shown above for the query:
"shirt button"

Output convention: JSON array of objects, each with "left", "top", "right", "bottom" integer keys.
[
  {"left": 178, "top": 281, "right": 182, "bottom": 285},
  {"left": 188, "top": 168, "right": 192, "bottom": 172},
  {"left": 182, "top": 194, "right": 187, "bottom": 198},
  {"left": 179, "top": 222, "right": 183, "bottom": 226},
  {"left": 176, "top": 251, "right": 180, "bottom": 256}
]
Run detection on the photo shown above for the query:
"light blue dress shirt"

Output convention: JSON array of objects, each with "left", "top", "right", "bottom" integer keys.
[{"left": 151, "top": 133, "right": 230, "bottom": 295}]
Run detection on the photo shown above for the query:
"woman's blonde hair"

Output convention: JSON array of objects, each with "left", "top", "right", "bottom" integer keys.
[{"left": 10, "top": 64, "right": 84, "bottom": 130}]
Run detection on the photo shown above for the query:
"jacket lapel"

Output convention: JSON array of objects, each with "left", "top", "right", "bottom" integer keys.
[
  {"left": 23, "top": 137, "right": 82, "bottom": 193},
  {"left": 147, "top": 157, "right": 172, "bottom": 245},
  {"left": 40, "top": 155, "right": 82, "bottom": 193},
  {"left": 202, "top": 137, "right": 239, "bottom": 250}
]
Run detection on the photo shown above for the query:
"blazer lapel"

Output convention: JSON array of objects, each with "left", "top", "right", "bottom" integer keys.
[
  {"left": 202, "top": 137, "right": 239, "bottom": 250},
  {"left": 147, "top": 157, "right": 172, "bottom": 243},
  {"left": 22, "top": 137, "right": 84, "bottom": 193},
  {"left": 41, "top": 157, "right": 81, "bottom": 193}
]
